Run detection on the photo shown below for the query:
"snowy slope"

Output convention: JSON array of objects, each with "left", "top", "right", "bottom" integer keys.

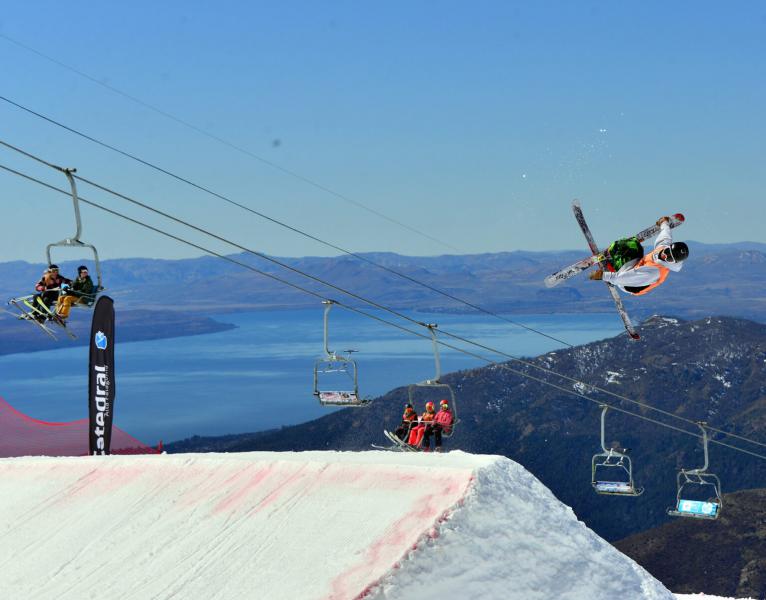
[{"left": 0, "top": 451, "right": 673, "bottom": 600}]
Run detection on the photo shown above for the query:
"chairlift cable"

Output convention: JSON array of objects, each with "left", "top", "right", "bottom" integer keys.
[
  {"left": 0, "top": 96, "right": 574, "bottom": 348},
  {"left": 0, "top": 92, "right": 462, "bottom": 253},
  {"left": 2, "top": 159, "right": 766, "bottom": 463},
  {"left": 5, "top": 133, "right": 759, "bottom": 451},
  {"left": 437, "top": 329, "right": 766, "bottom": 451}
]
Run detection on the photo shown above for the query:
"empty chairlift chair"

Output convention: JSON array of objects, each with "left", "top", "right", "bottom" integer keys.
[
  {"left": 667, "top": 422, "right": 722, "bottom": 520},
  {"left": 313, "top": 300, "right": 370, "bottom": 407},
  {"left": 591, "top": 405, "right": 643, "bottom": 496},
  {"left": 407, "top": 324, "right": 458, "bottom": 436}
]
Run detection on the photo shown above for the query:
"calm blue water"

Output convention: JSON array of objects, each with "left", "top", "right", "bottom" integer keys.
[{"left": 0, "top": 310, "right": 622, "bottom": 444}]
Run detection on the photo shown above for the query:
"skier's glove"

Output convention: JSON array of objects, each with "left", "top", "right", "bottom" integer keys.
[
  {"left": 61, "top": 283, "right": 70, "bottom": 292},
  {"left": 589, "top": 269, "right": 604, "bottom": 281}
]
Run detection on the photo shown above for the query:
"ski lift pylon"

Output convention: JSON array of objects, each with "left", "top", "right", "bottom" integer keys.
[
  {"left": 667, "top": 422, "right": 722, "bottom": 520},
  {"left": 45, "top": 168, "right": 103, "bottom": 304},
  {"left": 591, "top": 405, "right": 643, "bottom": 496},
  {"left": 313, "top": 300, "right": 370, "bottom": 407},
  {"left": 407, "top": 323, "right": 458, "bottom": 436}
]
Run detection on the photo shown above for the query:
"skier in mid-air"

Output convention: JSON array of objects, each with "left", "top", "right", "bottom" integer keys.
[{"left": 589, "top": 216, "right": 689, "bottom": 295}]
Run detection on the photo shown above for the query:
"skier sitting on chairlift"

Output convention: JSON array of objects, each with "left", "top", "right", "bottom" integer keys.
[
  {"left": 408, "top": 401, "right": 436, "bottom": 451},
  {"left": 590, "top": 216, "right": 689, "bottom": 295},
  {"left": 423, "top": 399, "right": 454, "bottom": 453},
  {"left": 394, "top": 403, "right": 419, "bottom": 442},
  {"left": 56, "top": 265, "right": 95, "bottom": 320},
  {"left": 31, "top": 265, "right": 71, "bottom": 322}
]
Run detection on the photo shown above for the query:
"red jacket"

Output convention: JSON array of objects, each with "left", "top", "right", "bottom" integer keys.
[{"left": 434, "top": 409, "right": 454, "bottom": 433}]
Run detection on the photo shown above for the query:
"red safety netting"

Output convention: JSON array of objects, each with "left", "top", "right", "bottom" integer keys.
[{"left": 0, "top": 396, "right": 161, "bottom": 458}]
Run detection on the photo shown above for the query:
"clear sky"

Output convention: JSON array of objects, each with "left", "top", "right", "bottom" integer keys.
[{"left": 1, "top": 1, "right": 764, "bottom": 262}]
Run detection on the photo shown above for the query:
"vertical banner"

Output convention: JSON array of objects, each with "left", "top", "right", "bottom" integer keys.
[{"left": 89, "top": 296, "right": 115, "bottom": 455}]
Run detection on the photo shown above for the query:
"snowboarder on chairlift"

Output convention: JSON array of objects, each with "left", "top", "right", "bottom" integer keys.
[
  {"left": 56, "top": 265, "right": 96, "bottom": 319},
  {"left": 408, "top": 401, "right": 436, "bottom": 451},
  {"left": 425, "top": 399, "right": 454, "bottom": 453},
  {"left": 31, "top": 265, "right": 71, "bottom": 322},
  {"left": 394, "top": 403, "right": 419, "bottom": 441},
  {"left": 589, "top": 216, "right": 689, "bottom": 295}
]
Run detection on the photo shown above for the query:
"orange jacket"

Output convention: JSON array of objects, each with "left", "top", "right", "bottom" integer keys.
[{"left": 629, "top": 247, "right": 671, "bottom": 296}]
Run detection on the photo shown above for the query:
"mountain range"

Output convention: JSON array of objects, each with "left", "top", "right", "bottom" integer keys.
[
  {"left": 1, "top": 241, "right": 764, "bottom": 321},
  {"left": 616, "top": 488, "right": 766, "bottom": 598}
]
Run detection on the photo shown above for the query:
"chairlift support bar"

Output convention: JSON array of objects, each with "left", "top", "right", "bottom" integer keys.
[
  {"left": 45, "top": 168, "right": 103, "bottom": 292},
  {"left": 423, "top": 323, "right": 441, "bottom": 384},
  {"left": 322, "top": 299, "right": 337, "bottom": 359}
]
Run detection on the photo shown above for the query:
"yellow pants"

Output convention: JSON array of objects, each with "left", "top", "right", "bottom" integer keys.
[{"left": 56, "top": 295, "right": 86, "bottom": 318}]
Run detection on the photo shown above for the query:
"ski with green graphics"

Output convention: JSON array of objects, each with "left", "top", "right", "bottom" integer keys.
[
  {"left": 545, "top": 212, "right": 684, "bottom": 288},
  {"left": 570, "top": 200, "right": 644, "bottom": 340}
]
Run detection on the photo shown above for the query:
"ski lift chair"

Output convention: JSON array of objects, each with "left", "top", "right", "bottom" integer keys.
[
  {"left": 591, "top": 405, "right": 643, "bottom": 496},
  {"left": 313, "top": 300, "right": 370, "bottom": 407},
  {"left": 46, "top": 168, "right": 104, "bottom": 307},
  {"left": 407, "top": 324, "right": 458, "bottom": 437},
  {"left": 667, "top": 422, "right": 722, "bottom": 520}
]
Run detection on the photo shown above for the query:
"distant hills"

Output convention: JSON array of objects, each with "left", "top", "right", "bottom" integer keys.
[
  {"left": 166, "top": 315, "right": 766, "bottom": 544},
  {"left": 1, "top": 241, "right": 764, "bottom": 323}
]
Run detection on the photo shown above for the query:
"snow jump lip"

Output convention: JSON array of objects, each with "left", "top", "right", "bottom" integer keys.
[
  {"left": 0, "top": 451, "right": 673, "bottom": 600},
  {"left": 0, "top": 451, "right": 481, "bottom": 600}
]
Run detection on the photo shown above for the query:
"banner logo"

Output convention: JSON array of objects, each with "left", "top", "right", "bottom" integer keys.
[
  {"left": 95, "top": 331, "right": 108, "bottom": 350},
  {"left": 89, "top": 297, "right": 115, "bottom": 456}
]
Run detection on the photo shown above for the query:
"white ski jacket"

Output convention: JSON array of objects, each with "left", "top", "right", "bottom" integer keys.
[{"left": 602, "top": 222, "right": 684, "bottom": 292}]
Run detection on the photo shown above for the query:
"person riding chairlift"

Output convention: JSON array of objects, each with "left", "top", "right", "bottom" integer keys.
[
  {"left": 56, "top": 265, "right": 96, "bottom": 320},
  {"left": 31, "top": 265, "right": 71, "bottom": 322},
  {"left": 424, "top": 399, "right": 454, "bottom": 453},
  {"left": 408, "top": 401, "right": 436, "bottom": 451},
  {"left": 394, "top": 403, "right": 418, "bottom": 441}
]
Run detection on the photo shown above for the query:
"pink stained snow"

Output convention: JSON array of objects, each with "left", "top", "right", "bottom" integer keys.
[{"left": 0, "top": 450, "right": 677, "bottom": 599}]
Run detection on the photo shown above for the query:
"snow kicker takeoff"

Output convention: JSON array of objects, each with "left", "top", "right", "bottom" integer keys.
[{"left": 561, "top": 201, "right": 688, "bottom": 340}]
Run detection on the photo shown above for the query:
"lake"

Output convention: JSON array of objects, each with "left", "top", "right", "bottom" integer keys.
[{"left": 0, "top": 309, "right": 622, "bottom": 444}]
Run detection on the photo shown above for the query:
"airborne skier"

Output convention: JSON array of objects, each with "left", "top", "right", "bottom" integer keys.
[{"left": 589, "top": 216, "right": 689, "bottom": 295}]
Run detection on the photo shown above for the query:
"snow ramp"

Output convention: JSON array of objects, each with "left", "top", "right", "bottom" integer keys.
[{"left": 0, "top": 451, "right": 672, "bottom": 600}]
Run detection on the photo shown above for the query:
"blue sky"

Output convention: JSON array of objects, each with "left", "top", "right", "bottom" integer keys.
[{"left": 1, "top": 1, "right": 764, "bottom": 262}]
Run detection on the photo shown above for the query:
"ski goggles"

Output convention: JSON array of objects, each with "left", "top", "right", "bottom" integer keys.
[{"left": 658, "top": 247, "right": 676, "bottom": 263}]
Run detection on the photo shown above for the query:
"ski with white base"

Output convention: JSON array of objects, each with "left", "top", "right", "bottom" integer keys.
[
  {"left": 545, "top": 212, "right": 685, "bottom": 288},
  {"left": 371, "top": 430, "right": 410, "bottom": 451},
  {"left": 572, "top": 200, "right": 641, "bottom": 340},
  {"left": 387, "top": 429, "right": 421, "bottom": 452}
]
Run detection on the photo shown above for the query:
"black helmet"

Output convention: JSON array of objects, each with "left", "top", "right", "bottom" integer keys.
[
  {"left": 404, "top": 403, "right": 413, "bottom": 410},
  {"left": 77, "top": 265, "right": 89, "bottom": 274},
  {"left": 669, "top": 242, "right": 689, "bottom": 262},
  {"left": 48, "top": 264, "right": 59, "bottom": 270}
]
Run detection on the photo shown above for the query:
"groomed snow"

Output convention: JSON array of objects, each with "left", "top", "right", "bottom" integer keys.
[{"left": 0, "top": 451, "right": 674, "bottom": 599}]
